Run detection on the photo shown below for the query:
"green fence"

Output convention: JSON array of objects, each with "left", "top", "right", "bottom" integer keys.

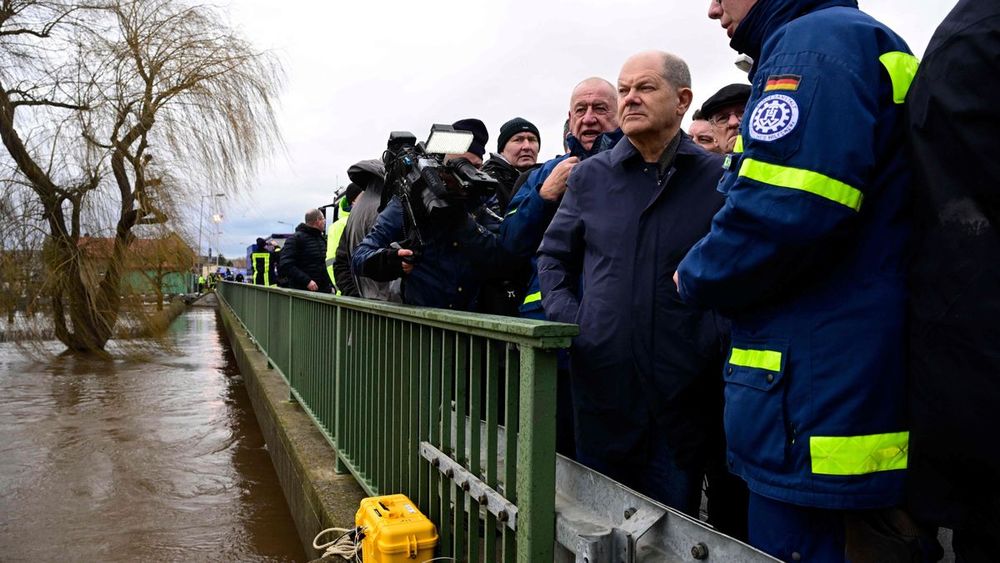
[{"left": 218, "top": 282, "right": 577, "bottom": 562}]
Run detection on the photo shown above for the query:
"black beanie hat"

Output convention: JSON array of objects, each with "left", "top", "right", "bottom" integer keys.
[
  {"left": 498, "top": 117, "right": 540, "bottom": 152},
  {"left": 451, "top": 118, "right": 489, "bottom": 158}
]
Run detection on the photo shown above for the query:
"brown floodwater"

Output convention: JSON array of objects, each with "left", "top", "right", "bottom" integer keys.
[{"left": 0, "top": 309, "right": 306, "bottom": 562}]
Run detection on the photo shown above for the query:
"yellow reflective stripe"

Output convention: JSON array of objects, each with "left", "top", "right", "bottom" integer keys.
[
  {"left": 879, "top": 51, "right": 919, "bottom": 104},
  {"left": 252, "top": 253, "right": 270, "bottom": 285},
  {"left": 523, "top": 291, "right": 542, "bottom": 305},
  {"left": 739, "top": 158, "right": 864, "bottom": 211},
  {"left": 733, "top": 134, "right": 744, "bottom": 154},
  {"left": 506, "top": 207, "right": 518, "bottom": 217},
  {"left": 729, "top": 347, "right": 782, "bottom": 372},
  {"left": 810, "top": 432, "right": 909, "bottom": 475}
]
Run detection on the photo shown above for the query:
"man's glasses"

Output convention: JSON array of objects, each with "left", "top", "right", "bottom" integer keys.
[{"left": 709, "top": 110, "right": 743, "bottom": 126}]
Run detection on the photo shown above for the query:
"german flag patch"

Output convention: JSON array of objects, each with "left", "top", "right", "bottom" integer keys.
[{"left": 764, "top": 75, "right": 801, "bottom": 92}]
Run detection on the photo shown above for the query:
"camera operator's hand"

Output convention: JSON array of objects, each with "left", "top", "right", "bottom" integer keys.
[
  {"left": 361, "top": 248, "right": 410, "bottom": 281},
  {"left": 539, "top": 157, "right": 579, "bottom": 202},
  {"left": 397, "top": 249, "right": 414, "bottom": 275}
]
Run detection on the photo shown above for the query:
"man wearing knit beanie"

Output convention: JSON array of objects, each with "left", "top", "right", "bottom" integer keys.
[
  {"left": 497, "top": 117, "right": 541, "bottom": 171},
  {"left": 449, "top": 118, "right": 489, "bottom": 167},
  {"left": 482, "top": 117, "right": 541, "bottom": 215}
]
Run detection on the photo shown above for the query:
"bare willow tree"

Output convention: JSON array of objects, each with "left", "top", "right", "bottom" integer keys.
[{"left": 0, "top": 0, "right": 282, "bottom": 352}]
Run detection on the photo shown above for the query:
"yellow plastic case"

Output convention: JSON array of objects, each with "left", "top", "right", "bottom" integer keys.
[{"left": 355, "top": 494, "right": 438, "bottom": 562}]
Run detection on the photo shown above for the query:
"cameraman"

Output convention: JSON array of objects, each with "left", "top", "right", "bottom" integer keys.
[{"left": 352, "top": 119, "right": 548, "bottom": 311}]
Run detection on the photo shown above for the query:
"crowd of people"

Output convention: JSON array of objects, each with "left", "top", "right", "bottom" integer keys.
[{"left": 247, "top": 1, "right": 999, "bottom": 561}]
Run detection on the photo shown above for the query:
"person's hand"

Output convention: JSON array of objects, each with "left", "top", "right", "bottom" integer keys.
[
  {"left": 307, "top": 280, "right": 319, "bottom": 291},
  {"left": 672, "top": 271, "right": 679, "bottom": 290},
  {"left": 398, "top": 248, "right": 414, "bottom": 275},
  {"left": 724, "top": 132, "right": 739, "bottom": 154},
  {"left": 539, "top": 157, "right": 580, "bottom": 201}
]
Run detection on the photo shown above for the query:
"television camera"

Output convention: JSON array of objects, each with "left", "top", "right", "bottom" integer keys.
[{"left": 382, "top": 124, "right": 499, "bottom": 256}]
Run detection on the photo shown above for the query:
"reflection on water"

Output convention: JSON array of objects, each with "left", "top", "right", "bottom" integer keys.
[{"left": 0, "top": 309, "right": 306, "bottom": 562}]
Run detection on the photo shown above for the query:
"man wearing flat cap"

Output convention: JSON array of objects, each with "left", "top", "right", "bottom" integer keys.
[{"left": 700, "top": 83, "right": 751, "bottom": 154}]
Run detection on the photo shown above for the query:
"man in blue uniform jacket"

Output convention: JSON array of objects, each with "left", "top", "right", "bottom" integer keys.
[
  {"left": 538, "top": 51, "right": 727, "bottom": 516},
  {"left": 676, "top": 0, "right": 918, "bottom": 559}
]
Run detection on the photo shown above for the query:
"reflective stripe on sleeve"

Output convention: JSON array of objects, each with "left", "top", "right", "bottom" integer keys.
[
  {"left": 728, "top": 347, "right": 782, "bottom": 371},
  {"left": 733, "top": 134, "right": 744, "bottom": 154},
  {"left": 738, "top": 158, "right": 864, "bottom": 211},
  {"left": 879, "top": 52, "right": 919, "bottom": 104},
  {"left": 810, "top": 431, "right": 909, "bottom": 475},
  {"left": 523, "top": 291, "right": 542, "bottom": 305}
]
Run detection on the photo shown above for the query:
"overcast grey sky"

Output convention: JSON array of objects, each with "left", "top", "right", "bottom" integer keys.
[{"left": 208, "top": 0, "right": 957, "bottom": 260}]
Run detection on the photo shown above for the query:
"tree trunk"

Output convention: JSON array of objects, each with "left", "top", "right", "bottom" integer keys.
[{"left": 47, "top": 230, "right": 127, "bottom": 352}]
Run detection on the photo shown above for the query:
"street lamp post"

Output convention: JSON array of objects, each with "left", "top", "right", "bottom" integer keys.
[
  {"left": 197, "top": 193, "right": 225, "bottom": 276},
  {"left": 212, "top": 212, "right": 224, "bottom": 267}
]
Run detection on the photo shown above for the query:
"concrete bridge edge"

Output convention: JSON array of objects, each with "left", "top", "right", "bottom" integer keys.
[{"left": 218, "top": 304, "right": 366, "bottom": 560}]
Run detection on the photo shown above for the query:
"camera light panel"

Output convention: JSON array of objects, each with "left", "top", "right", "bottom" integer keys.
[{"left": 425, "top": 126, "right": 473, "bottom": 155}]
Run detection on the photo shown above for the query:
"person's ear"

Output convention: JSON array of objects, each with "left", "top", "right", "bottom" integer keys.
[{"left": 677, "top": 87, "right": 694, "bottom": 116}]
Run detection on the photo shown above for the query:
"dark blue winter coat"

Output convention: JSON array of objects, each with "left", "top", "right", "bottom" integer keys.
[
  {"left": 537, "top": 134, "right": 726, "bottom": 468},
  {"left": 676, "top": 0, "right": 917, "bottom": 509}
]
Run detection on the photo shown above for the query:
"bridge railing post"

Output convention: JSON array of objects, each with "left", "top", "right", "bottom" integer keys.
[{"left": 515, "top": 345, "right": 558, "bottom": 563}]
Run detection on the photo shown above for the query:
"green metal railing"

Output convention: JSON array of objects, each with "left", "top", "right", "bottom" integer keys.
[{"left": 218, "top": 282, "right": 577, "bottom": 562}]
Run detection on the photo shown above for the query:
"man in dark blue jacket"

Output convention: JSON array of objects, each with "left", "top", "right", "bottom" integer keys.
[
  {"left": 503, "top": 77, "right": 621, "bottom": 459},
  {"left": 676, "top": 0, "right": 917, "bottom": 559},
  {"left": 538, "top": 51, "right": 726, "bottom": 516},
  {"left": 507, "top": 77, "right": 622, "bottom": 320}
]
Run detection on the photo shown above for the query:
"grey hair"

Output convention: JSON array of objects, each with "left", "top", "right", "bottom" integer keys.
[
  {"left": 661, "top": 53, "right": 692, "bottom": 90},
  {"left": 304, "top": 208, "right": 324, "bottom": 224}
]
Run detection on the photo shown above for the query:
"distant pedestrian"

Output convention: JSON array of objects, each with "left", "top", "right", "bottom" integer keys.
[
  {"left": 280, "top": 209, "right": 333, "bottom": 293},
  {"left": 251, "top": 237, "right": 275, "bottom": 286}
]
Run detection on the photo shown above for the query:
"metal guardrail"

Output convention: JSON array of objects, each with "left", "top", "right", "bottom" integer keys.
[{"left": 218, "top": 282, "right": 577, "bottom": 563}]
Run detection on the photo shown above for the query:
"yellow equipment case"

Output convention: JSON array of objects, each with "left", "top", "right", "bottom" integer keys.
[{"left": 355, "top": 494, "right": 438, "bottom": 562}]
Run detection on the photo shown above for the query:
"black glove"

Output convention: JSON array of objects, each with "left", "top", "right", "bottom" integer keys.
[{"left": 361, "top": 248, "right": 406, "bottom": 281}]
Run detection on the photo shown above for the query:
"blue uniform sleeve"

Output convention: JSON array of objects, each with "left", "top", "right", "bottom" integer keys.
[
  {"left": 678, "top": 41, "right": 891, "bottom": 312},
  {"left": 352, "top": 198, "right": 404, "bottom": 281},
  {"left": 537, "top": 170, "right": 584, "bottom": 324},
  {"left": 498, "top": 158, "right": 562, "bottom": 258}
]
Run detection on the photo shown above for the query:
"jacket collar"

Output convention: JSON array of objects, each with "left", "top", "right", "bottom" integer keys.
[
  {"left": 732, "top": 0, "right": 857, "bottom": 69},
  {"left": 609, "top": 130, "right": 701, "bottom": 168},
  {"left": 567, "top": 128, "right": 625, "bottom": 160},
  {"left": 296, "top": 222, "right": 323, "bottom": 236}
]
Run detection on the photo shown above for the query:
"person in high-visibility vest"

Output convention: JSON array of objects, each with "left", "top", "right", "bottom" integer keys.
[
  {"left": 326, "top": 183, "right": 362, "bottom": 293},
  {"left": 251, "top": 237, "right": 275, "bottom": 286}
]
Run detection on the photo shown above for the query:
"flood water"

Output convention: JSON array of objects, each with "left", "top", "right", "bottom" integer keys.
[{"left": 0, "top": 309, "right": 306, "bottom": 562}]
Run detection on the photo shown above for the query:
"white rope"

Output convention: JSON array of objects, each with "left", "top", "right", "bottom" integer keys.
[{"left": 312, "top": 526, "right": 363, "bottom": 561}]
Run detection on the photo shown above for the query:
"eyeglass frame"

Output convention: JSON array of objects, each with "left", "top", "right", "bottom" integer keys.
[{"left": 709, "top": 110, "right": 744, "bottom": 127}]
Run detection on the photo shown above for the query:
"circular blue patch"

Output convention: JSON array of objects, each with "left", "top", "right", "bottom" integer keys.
[{"left": 748, "top": 94, "right": 799, "bottom": 142}]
